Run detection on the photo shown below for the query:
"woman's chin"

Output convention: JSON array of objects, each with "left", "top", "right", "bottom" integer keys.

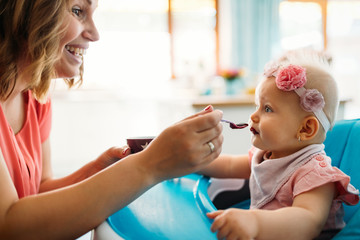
[
  {"left": 55, "top": 69, "right": 80, "bottom": 79},
  {"left": 55, "top": 58, "right": 81, "bottom": 79}
]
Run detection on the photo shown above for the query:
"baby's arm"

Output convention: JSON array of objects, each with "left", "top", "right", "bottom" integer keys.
[
  {"left": 198, "top": 154, "right": 251, "bottom": 179},
  {"left": 208, "top": 182, "right": 335, "bottom": 240}
]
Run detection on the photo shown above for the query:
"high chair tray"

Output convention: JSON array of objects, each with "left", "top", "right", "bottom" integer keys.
[{"left": 93, "top": 174, "right": 217, "bottom": 240}]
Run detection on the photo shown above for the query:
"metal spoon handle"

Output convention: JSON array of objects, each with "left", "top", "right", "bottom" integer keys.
[{"left": 221, "top": 119, "right": 232, "bottom": 124}]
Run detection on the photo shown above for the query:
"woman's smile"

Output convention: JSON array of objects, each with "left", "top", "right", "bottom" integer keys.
[
  {"left": 65, "top": 45, "right": 87, "bottom": 56},
  {"left": 64, "top": 45, "right": 87, "bottom": 65}
]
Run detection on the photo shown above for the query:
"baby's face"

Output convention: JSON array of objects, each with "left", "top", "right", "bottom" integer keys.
[{"left": 249, "top": 77, "right": 307, "bottom": 158}]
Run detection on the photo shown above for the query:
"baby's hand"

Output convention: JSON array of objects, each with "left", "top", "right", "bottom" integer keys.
[{"left": 207, "top": 209, "right": 259, "bottom": 240}]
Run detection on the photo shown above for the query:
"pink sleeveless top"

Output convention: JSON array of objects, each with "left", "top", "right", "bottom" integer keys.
[{"left": 0, "top": 91, "right": 52, "bottom": 198}]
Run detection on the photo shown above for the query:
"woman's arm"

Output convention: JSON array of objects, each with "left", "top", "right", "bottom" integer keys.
[
  {"left": 0, "top": 149, "right": 161, "bottom": 240},
  {"left": 0, "top": 107, "right": 223, "bottom": 240},
  {"left": 39, "top": 139, "right": 130, "bottom": 192},
  {"left": 198, "top": 154, "right": 251, "bottom": 179}
]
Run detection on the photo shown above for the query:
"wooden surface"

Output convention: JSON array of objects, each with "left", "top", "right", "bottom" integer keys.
[{"left": 192, "top": 94, "right": 256, "bottom": 108}]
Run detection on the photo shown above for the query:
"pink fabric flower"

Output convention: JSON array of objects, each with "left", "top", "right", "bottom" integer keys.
[
  {"left": 275, "top": 64, "right": 307, "bottom": 91},
  {"left": 263, "top": 61, "right": 280, "bottom": 77},
  {"left": 300, "top": 89, "right": 325, "bottom": 112}
]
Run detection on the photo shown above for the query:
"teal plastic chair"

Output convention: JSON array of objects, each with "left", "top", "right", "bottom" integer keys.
[
  {"left": 99, "top": 174, "right": 218, "bottom": 239},
  {"left": 324, "top": 119, "right": 360, "bottom": 239}
]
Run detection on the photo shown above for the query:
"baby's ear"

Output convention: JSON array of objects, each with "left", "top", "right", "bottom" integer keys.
[{"left": 298, "top": 116, "right": 319, "bottom": 141}]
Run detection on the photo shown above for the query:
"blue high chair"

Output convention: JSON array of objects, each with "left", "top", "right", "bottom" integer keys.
[
  {"left": 324, "top": 118, "right": 360, "bottom": 239},
  {"left": 93, "top": 119, "right": 360, "bottom": 239}
]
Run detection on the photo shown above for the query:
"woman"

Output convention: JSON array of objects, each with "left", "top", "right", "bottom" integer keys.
[{"left": 0, "top": 0, "right": 223, "bottom": 239}]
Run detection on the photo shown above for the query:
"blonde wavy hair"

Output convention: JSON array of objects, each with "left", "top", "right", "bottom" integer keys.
[{"left": 0, "top": 0, "right": 83, "bottom": 102}]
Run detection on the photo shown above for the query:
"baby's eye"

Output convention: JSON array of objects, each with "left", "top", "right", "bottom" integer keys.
[{"left": 264, "top": 105, "right": 273, "bottom": 113}]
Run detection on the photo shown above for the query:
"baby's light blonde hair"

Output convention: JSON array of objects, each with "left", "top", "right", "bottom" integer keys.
[{"left": 277, "top": 49, "right": 339, "bottom": 130}]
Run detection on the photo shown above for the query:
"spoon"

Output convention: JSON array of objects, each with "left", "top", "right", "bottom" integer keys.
[{"left": 221, "top": 119, "right": 248, "bottom": 129}]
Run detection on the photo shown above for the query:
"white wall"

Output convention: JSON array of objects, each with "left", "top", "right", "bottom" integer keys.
[{"left": 50, "top": 89, "right": 194, "bottom": 177}]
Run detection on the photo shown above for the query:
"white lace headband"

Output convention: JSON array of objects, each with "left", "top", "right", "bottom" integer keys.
[{"left": 264, "top": 61, "right": 331, "bottom": 132}]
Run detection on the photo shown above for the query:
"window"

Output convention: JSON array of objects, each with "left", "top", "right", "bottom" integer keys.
[
  {"left": 74, "top": 0, "right": 217, "bottom": 97},
  {"left": 327, "top": 0, "right": 360, "bottom": 113},
  {"left": 83, "top": 0, "right": 170, "bottom": 94},
  {"left": 279, "top": 0, "right": 360, "bottom": 118},
  {"left": 171, "top": 0, "right": 217, "bottom": 79},
  {"left": 279, "top": 1, "right": 325, "bottom": 50}
]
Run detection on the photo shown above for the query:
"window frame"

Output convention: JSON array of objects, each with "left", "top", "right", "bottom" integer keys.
[
  {"left": 287, "top": 0, "right": 328, "bottom": 49},
  {"left": 167, "top": 0, "right": 219, "bottom": 79}
]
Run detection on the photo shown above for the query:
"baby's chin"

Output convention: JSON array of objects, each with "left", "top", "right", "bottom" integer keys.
[{"left": 250, "top": 138, "right": 262, "bottom": 149}]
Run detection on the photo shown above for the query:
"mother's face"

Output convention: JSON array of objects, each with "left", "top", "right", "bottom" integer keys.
[{"left": 55, "top": 0, "right": 99, "bottom": 79}]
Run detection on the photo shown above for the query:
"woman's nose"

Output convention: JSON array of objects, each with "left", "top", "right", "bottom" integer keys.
[{"left": 83, "top": 20, "right": 100, "bottom": 42}]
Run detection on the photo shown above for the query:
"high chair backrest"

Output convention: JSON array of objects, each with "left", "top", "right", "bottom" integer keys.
[
  {"left": 324, "top": 119, "right": 360, "bottom": 239},
  {"left": 324, "top": 118, "right": 360, "bottom": 221}
]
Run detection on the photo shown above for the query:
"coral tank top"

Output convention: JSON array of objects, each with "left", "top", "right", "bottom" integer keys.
[{"left": 0, "top": 91, "right": 52, "bottom": 198}]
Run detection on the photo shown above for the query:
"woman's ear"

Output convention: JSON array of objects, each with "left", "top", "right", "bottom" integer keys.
[{"left": 297, "top": 116, "right": 319, "bottom": 141}]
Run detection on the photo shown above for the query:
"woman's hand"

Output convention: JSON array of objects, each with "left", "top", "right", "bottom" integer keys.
[
  {"left": 139, "top": 105, "right": 224, "bottom": 181},
  {"left": 93, "top": 146, "right": 131, "bottom": 171}
]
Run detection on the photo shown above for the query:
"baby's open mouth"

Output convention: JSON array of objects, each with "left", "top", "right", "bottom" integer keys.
[
  {"left": 250, "top": 127, "right": 259, "bottom": 135},
  {"left": 65, "top": 45, "right": 86, "bottom": 56}
]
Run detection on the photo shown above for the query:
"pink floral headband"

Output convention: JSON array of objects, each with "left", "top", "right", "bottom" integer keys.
[{"left": 263, "top": 61, "right": 330, "bottom": 132}]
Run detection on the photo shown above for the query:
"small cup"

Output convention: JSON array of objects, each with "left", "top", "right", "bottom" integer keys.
[{"left": 126, "top": 136, "right": 155, "bottom": 153}]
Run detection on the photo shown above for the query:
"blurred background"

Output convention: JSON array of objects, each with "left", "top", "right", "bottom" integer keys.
[{"left": 51, "top": 0, "right": 360, "bottom": 177}]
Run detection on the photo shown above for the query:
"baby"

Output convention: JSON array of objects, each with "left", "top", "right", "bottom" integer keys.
[{"left": 199, "top": 50, "right": 359, "bottom": 240}]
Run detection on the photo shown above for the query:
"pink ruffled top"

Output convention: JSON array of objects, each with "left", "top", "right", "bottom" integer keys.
[
  {"left": 249, "top": 144, "right": 359, "bottom": 230},
  {"left": 0, "top": 91, "right": 52, "bottom": 198}
]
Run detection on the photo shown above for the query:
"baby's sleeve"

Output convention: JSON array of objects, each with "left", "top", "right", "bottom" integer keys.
[{"left": 292, "top": 156, "right": 359, "bottom": 206}]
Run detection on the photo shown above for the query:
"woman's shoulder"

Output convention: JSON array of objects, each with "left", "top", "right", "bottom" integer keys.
[
  {"left": 26, "top": 90, "right": 52, "bottom": 120},
  {"left": 25, "top": 90, "right": 52, "bottom": 142}
]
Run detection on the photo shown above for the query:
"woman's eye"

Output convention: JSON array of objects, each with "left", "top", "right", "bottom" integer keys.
[
  {"left": 72, "top": 7, "right": 83, "bottom": 17},
  {"left": 265, "top": 105, "right": 273, "bottom": 112}
]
